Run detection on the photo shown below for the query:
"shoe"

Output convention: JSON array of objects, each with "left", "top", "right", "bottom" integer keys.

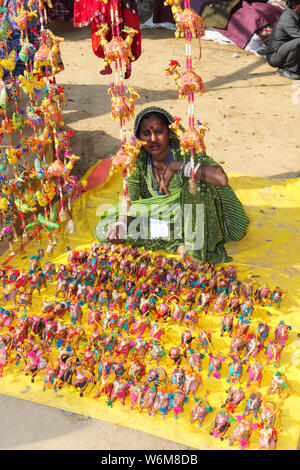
[{"left": 276, "top": 68, "right": 300, "bottom": 80}]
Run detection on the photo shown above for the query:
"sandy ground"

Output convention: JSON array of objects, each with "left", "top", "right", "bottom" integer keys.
[{"left": 1, "top": 17, "right": 300, "bottom": 450}]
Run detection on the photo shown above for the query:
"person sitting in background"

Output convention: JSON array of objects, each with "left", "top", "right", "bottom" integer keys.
[{"left": 266, "top": 0, "right": 300, "bottom": 79}]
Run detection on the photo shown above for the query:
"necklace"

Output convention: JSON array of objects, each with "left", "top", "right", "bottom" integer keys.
[{"left": 149, "top": 152, "right": 171, "bottom": 195}]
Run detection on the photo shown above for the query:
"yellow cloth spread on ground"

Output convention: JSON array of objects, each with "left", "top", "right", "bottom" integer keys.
[{"left": 0, "top": 165, "right": 299, "bottom": 450}]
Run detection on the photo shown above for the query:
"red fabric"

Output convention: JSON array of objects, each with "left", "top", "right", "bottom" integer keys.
[{"left": 74, "top": 1, "right": 141, "bottom": 67}]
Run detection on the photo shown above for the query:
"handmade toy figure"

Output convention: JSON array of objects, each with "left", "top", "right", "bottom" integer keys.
[
  {"left": 255, "top": 286, "right": 271, "bottom": 306},
  {"left": 197, "top": 329, "right": 212, "bottom": 353},
  {"left": 207, "top": 353, "right": 225, "bottom": 379},
  {"left": 169, "top": 117, "right": 208, "bottom": 156},
  {"left": 183, "top": 370, "right": 202, "bottom": 397},
  {"left": 169, "top": 388, "right": 188, "bottom": 419},
  {"left": 265, "top": 340, "right": 283, "bottom": 367},
  {"left": 221, "top": 386, "right": 245, "bottom": 413},
  {"left": 227, "top": 355, "right": 243, "bottom": 384},
  {"left": 151, "top": 386, "right": 170, "bottom": 418},
  {"left": 269, "top": 287, "right": 284, "bottom": 308},
  {"left": 190, "top": 392, "right": 212, "bottom": 428},
  {"left": 111, "top": 137, "right": 146, "bottom": 176},
  {"left": 164, "top": 0, "right": 205, "bottom": 40},
  {"left": 228, "top": 417, "right": 253, "bottom": 449},
  {"left": 240, "top": 299, "right": 254, "bottom": 320},
  {"left": 220, "top": 314, "right": 234, "bottom": 337},
  {"left": 274, "top": 321, "right": 291, "bottom": 345},
  {"left": 169, "top": 345, "right": 183, "bottom": 366},
  {"left": 180, "top": 328, "right": 194, "bottom": 353},
  {"left": 229, "top": 335, "right": 246, "bottom": 357},
  {"left": 148, "top": 340, "right": 166, "bottom": 366},
  {"left": 33, "top": 29, "right": 64, "bottom": 75},
  {"left": 228, "top": 296, "right": 241, "bottom": 316},
  {"left": 72, "top": 368, "right": 95, "bottom": 397},
  {"left": 259, "top": 425, "right": 278, "bottom": 450},
  {"left": 246, "top": 362, "right": 263, "bottom": 388},
  {"left": 165, "top": 61, "right": 205, "bottom": 99},
  {"left": 210, "top": 411, "right": 230, "bottom": 440},
  {"left": 243, "top": 391, "right": 262, "bottom": 419},
  {"left": 108, "top": 83, "right": 140, "bottom": 123},
  {"left": 268, "top": 371, "right": 289, "bottom": 397},
  {"left": 188, "top": 351, "right": 204, "bottom": 373},
  {"left": 95, "top": 24, "right": 138, "bottom": 69},
  {"left": 243, "top": 335, "right": 262, "bottom": 363},
  {"left": 130, "top": 383, "right": 148, "bottom": 411},
  {"left": 235, "top": 319, "right": 250, "bottom": 338},
  {"left": 255, "top": 322, "right": 270, "bottom": 347}
]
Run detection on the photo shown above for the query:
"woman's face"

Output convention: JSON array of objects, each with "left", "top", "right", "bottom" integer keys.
[{"left": 138, "top": 115, "right": 170, "bottom": 161}]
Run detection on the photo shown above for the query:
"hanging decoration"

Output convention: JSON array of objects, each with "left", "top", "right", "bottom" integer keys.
[{"left": 164, "top": 0, "right": 206, "bottom": 195}]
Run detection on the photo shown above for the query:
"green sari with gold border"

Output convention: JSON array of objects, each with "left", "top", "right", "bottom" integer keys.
[{"left": 94, "top": 136, "right": 250, "bottom": 264}]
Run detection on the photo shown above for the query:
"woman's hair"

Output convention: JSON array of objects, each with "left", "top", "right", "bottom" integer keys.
[
  {"left": 135, "top": 111, "right": 173, "bottom": 138},
  {"left": 286, "top": 0, "right": 300, "bottom": 8}
]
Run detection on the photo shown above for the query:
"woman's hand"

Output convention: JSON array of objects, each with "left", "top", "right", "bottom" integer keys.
[
  {"left": 159, "top": 161, "right": 181, "bottom": 195},
  {"left": 105, "top": 222, "right": 126, "bottom": 244}
]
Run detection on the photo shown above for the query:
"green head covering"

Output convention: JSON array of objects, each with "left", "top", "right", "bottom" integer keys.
[{"left": 134, "top": 106, "right": 175, "bottom": 137}]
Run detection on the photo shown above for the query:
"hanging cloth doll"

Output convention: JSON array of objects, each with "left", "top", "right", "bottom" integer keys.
[{"left": 73, "top": 0, "right": 141, "bottom": 79}]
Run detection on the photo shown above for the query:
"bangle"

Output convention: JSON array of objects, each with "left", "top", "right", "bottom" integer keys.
[
  {"left": 178, "top": 161, "right": 185, "bottom": 176},
  {"left": 184, "top": 161, "right": 192, "bottom": 178}
]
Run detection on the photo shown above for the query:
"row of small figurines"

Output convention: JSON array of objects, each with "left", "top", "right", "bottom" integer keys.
[
  {"left": 1, "top": 319, "right": 285, "bottom": 451},
  {"left": 0, "top": 294, "right": 292, "bottom": 402}
]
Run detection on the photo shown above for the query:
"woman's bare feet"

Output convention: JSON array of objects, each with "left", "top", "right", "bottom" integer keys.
[{"left": 177, "top": 244, "right": 187, "bottom": 260}]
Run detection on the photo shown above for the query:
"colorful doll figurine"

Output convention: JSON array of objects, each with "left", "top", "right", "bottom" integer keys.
[
  {"left": 243, "top": 391, "right": 262, "bottom": 419},
  {"left": 197, "top": 329, "right": 212, "bottom": 353},
  {"left": 259, "top": 425, "right": 278, "bottom": 450},
  {"left": 207, "top": 353, "right": 225, "bottom": 379},
  {"left": 220, "top": 314, "right": 234, "bottom": 338},
  {"left": 188, "top": 351, "right": 205, "bottom": 373},
  {"left": 69, "top": 301, "right": 84, "bottom": 324},
  {"left": 183, "top": 370, "right": 202, "bottom": 398},
  {"left": 184, "top": 309, "right": 199, "bottom": 327},
  {"left": 228, "top": 296, "right": 241, "bottom": 317},
  {"left": 227, "top": 355, "right": 243, "bottom": 384},
  {"left": 148, "top": 341, "right": 166, "bottom": 366},
  {"left": 255, "top": 286, "right": 271, "bottom": 306},
  {"left": 180, "top": 329, "right": 194, "bottom": 353},
  {"left": 149, "top": 322, "right": 165, "bottom": 341},
  {"left": 171, "top": 367, "right": 185, "bottom": 389},
  {"left": 130, "top": 383, "right": 148, "bottom": 412},
  {"left": 169, "top": 389, "right": 188, "bottom": 419},
  {"left": 228, "top": 417, "right": 253, "bottom": 449},
  {"left": 235, "top": 319, "right": 250, "bottom": 338},
  {"left": 170, "top": 303, "right": 185, "bottom": 325},
  {"left": 268, "top": 371, "right": 289, "bottom": 397},
  {"left": 169, "top": 345, "right": 183, "bottom": 366},
  {"left": 198, "top": 291, "right": 213, "bottom": 314},
  {"left": 229, "top": 334, "right": 246, "bottom": 357},
  {"left": 243, "top": 334, "right": 262, "bottom": 363},
  {"left": 246, "top": 362, "right": 263, "bottom": 388},
  {"left": 151, "top": 386, "right": 170, "bottom": 418},
  {"left": 265, "top": 340, "right": 284, "bottom": 367},
  {"left": 274, "top": 321, "right": 291, "bottom": 345},
  {"left": 190, "top": 392, "right": 213, "bottom": 428},
  {"left": 255, "top": 322, "right": 270, "bottom": 347},
  {"left": 212, "top": 292, "right": 229, "bottom": 315},
  {"left": 269, "top": 287, "right": 284, "bottom": 309},
  {"left": 210, "top": 411, "right": 230, "bottom": 440},
  {"left": 221, "top": 386, "right": 245, "bottom": 413},
  {"left": 240, "top": 299, "right": 254, "bottom": 320},
  {"left": 72, "top": 368, "right": 95, "bottom": 398}
]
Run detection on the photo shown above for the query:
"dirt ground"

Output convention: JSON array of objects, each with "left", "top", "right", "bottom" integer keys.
[{"left": 1, "top": 17, "right": 300, "bottom": 450}]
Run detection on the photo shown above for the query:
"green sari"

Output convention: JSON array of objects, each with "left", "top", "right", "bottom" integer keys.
[{"left": 95, "top": 109, "right": 250, "bottom": 264}]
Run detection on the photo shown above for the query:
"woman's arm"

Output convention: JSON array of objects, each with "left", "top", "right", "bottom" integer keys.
[{"left": 160, "top": 160, "right": 228, "bottom": 195}]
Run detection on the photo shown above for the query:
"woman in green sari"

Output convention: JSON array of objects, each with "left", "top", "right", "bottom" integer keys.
[{"left": 95, "top": 106, "right": 250, "bottom": 264}]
